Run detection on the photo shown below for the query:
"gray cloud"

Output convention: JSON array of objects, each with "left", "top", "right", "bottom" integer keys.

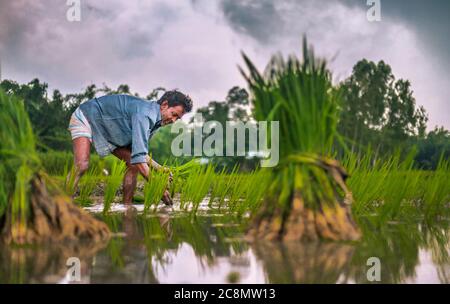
[
  {"left": 219, "top": 0, "right": 450, "bottom": 129},
  {"left": 0, "top": 0, "right": 448, "bottom": 129},
  {"left": 221, "top": 0, "right": 283, "bottom": 44}
]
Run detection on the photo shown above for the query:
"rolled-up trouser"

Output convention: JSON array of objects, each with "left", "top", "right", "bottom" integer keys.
[{"left": 68, "top": 107, "right": 93, "bottom": 142}]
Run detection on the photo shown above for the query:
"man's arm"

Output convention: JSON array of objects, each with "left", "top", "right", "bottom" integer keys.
[
  {"left": 130, "top": 114, "right": 173, "bottom": 205},
  {"left": 130, "top": 114, "right": 151, "bottom": 165}
]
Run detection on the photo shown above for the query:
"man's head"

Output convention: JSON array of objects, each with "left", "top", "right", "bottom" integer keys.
[{"left": 157, "top": 90, "right": 193, "bottom": 125}]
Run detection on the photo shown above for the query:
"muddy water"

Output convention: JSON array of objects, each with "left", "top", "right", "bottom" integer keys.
[{"left": 1, "top": 201, "right": 450, "bottom": 284}]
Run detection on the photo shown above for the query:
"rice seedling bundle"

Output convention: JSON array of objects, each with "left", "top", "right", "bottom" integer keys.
[
  {"left": 170, "top": 159, "right": 203, "bottom": 177},
  {"left": 0, "top": 90, "right": 109, "bottom": 244},
  {"left": 157, "top": 158, "right": 202, "bottom": 198},
  {"left": 239, "top": 38, "right": 360, "bottom": 241}
]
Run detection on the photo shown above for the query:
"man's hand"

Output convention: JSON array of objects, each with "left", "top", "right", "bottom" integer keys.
[
  {"left": 162, "top": 190, "right": 173, "bottom": 206},
  {"left": 146, "top": 156, "right": 173, "bottom": 182},
  {"left": 135, "top": 162, "right": 150, "bottom": 180},
  {"left": 147, "top": 155, "right": 174, "bottom": 203},
  {"left": 166, "top": 170, "right": 173, "bottom": 183},
  {"left": 147, "top": 157, "right": 162, "bottom": 171}
]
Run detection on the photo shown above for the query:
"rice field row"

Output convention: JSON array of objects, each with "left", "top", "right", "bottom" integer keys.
[{"left": 54, "top": 151, "right": 449, "bottom": 223}]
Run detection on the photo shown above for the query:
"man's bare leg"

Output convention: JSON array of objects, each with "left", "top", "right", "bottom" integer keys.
[
  {"left": 112, "top": 147, "right": 138, "bottom": 206},
  {"left": 68, "top": 137, "right": 91, "bottom": 193}
]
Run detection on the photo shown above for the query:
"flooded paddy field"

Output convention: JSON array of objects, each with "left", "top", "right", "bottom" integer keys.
[{"left": 2, "top": 199, "right": 450, "bottom": 284}]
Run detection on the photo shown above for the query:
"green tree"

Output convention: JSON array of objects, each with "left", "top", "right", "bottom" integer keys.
[
  {"left": 415, "top": 127, "right": 450, "bottom": 169},
  {"left": 338, "top": 59, "right": 428, "bottom": 154},
  {"left": 0, "top": 79, "right": 165, "bottom": 151},
  {"left": 191, "top": 86, "right": 257, "bottom": 170}
]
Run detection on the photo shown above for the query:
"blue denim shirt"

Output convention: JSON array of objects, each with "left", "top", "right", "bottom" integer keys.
[{"left": 79, "top": 94, "right": 162, "bottom": 164}]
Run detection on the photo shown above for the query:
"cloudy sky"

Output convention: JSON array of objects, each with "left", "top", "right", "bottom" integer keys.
[{"left": 0, "top": 0, "right": 448, "bottom": 129}]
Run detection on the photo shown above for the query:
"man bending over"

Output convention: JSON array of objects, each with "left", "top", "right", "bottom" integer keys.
[{"left": 67, "top": 90, "right": 192, "bottom": 205}]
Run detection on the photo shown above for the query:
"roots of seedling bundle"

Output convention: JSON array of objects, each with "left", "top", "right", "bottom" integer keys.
[
  {"left": 1, "top": 174, "right": 110, "bottom": 245},
  {"left": 248, "top": 194, "right": 360, "bottom": 242},
  {"left": 247, "top": 161, "right": 360, "bottom": 242}
]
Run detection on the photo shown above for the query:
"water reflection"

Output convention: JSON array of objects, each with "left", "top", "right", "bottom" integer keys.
[
  {"left": 0, "top": 240, "right": 108, "bottom": 283},
  {"left": 251, "top": 241, "right": 355, "bottom": 283},
  {"left": 1, "top": 208, "right": 450, "bottom": 284},
  {"left": 345, "top": 218, "right": 450, "bottom": 283}
]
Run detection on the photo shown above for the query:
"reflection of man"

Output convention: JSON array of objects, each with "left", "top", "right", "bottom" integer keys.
[{"left": 67, "top": 91, "right": 193, "bottom": 205}]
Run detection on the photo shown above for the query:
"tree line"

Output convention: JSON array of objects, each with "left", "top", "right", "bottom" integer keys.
[{"left": 1, "top": 58, "right": 448, "bottom": 169}]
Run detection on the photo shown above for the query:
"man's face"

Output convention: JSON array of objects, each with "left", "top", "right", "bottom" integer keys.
[{"left": 160, "top": 101, "right": 185, "bottom": 125}]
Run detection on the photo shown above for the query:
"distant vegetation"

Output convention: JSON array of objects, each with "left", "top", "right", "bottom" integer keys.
[{"left": 1, "top": 56, "right": 448, "bottom": 170}]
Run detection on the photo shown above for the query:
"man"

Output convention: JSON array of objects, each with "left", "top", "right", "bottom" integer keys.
[{"left": 67, "top": 90, "right": 192, "bottom": 205}]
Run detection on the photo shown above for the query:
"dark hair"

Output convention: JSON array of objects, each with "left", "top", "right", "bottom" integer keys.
[{"left": 157, "top": 90, "right": 193, "bottom": 113}]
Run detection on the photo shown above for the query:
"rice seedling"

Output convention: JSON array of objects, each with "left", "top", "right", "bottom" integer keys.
[
  {"left": 143, "top": 169, "right": 170, "bottom": 212},
  {"left": 376, "top": 151, "right": 422, "bottom": 221},
  {"left": 39, "top": 151, "right": 73, "bottom": 176},
  {"left": 342, "top": 146, "right": 450, "bottom": 226},
  {"left": 179, "top": 163, "right": 215, "bottom": 213},
  {"left": 75, "top": 166, "right": 100, "bottom": 206},
  {"left": 103, "top": 158, "right": 126, "bottom": 214},
  {"left": 239, "top": 37, "right": 360, "bottom": 241},
  {"left": 140, "top": 216, "right": 171, "bottom": 271},
  {"left": 238, "top": 169, "right": 272, "bottom": 215},
  {"left": 63, "top": 162, "right": 77, "bottom": 196},
  {"left": 422, "top": 157, "right": 450, "bottom": 220},
  {"left": 208, "top": 165, "right": 240, "bottom": 208},
  {"left": 170, "top": 158, "right": 203, "bottom": 177},
  {"left": 0, "top": 89, "right": 109, "bottom": 244},
  {"left": 39, "top": 151, "right": 103, "bottom": 177},
  {"left": 103, "top": 215, "right": 125, "bottom": 268},
  {"left": 226, "top": 173, "right": 249, "bottom": 211},
  {"left": 168, "top": 172, "right": 183, "bottom": 198}
]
